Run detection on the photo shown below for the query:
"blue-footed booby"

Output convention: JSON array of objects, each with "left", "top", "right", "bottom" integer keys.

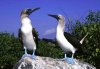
[
  {"left": 48, "top": 14, "right": 88, "bottom": 64},
  {"left": 18, "top": 8, "right": 40, "bottom": 59}
]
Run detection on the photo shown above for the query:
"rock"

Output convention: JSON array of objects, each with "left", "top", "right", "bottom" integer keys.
[{"left": 13, "top": 56, "right": 96, "bottom": 69}]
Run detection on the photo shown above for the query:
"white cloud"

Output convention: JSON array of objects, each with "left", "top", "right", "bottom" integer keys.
[{"left": 43, "top": 28, "right": 56, "bottom": 36}]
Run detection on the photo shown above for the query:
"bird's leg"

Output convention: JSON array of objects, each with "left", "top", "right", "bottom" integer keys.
[
  {"left": 61, "top": 53, "right": 67, "bottom": 61},
  {"left": 64, "top": 53, "right": 67, "bottom": 59},
  {"left": 72, "top": 53, "right": 74, "bottom": 59},
  {"left": 22, "top": 46, "right": 31, "bottom": 58},
  {"left": 63, "top": 53, "right": 68, "bottom": 60},
  {"left": 31, "top": 50, "right": 36, "bottom": 59},
  {"left": 66, "top": 53, "right": 74, "bottom": 64},
  {"left": 24, "top": 46, "right": 28, "bottom": 55}
]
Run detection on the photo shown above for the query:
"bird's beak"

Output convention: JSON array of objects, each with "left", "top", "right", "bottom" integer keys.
[
  {"left": 27, "top": 7, "right": 40, "bottom": 15},
  {"left": 31, "top": 7, "right": 40, "bottom": 12},
  {"left": 48, "top": 14, "right": 59, "bottom": 20}
]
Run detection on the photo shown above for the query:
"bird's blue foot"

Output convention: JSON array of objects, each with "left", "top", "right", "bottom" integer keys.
[
  {"left": 22, "top": 46, "right": 31, "bottom": 57},
  {"left": 64, "top": 57, "right": 74, "bottom": 64},
  {"left": 22, "top": 53, "right": 31, "bottom": 58},
  {"left": 31, "top": 51, "right": 36, "bottom": 59},
  {"left": 31, "top": 54, "right": 36, "bottom": 59}
]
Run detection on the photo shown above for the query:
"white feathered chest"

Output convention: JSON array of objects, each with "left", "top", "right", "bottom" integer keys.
[{"left": 21, "top": 17, "right": 36, "bottom": 50}]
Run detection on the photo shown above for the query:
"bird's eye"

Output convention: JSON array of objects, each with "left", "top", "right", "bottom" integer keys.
[{"left": 28, "top": 9, "right": 31, "bottom": 11}]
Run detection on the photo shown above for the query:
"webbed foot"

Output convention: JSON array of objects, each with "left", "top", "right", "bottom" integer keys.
[
  {"left": 31, "top": 51, "right": 36, "bottom": 59},
  {"left": 65, "top": 57, "right": 74, "bottom": 64},
  {"left": 22, "top": 53, "right": 31, "bottom": 58},
  {"left": 31, "top": 54, "right": 36, "bottom": 59}
]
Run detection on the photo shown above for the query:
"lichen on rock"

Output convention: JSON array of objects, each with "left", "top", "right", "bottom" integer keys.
[{"left": 13, "top": 56, "right": 96, "bottom": 69}]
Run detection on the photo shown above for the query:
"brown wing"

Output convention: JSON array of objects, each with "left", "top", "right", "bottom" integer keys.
[
  {"left": 64, "top": 32, "right": 83, "bottom": 52},
  {"left": 32, "top": 28, "right": 38, "bottom": 46},
  {"left": 18, "top": 28, "right": 23, "bottom": 46},
  {"left": 64, "top": 32, "right": 81, "bottom": 47},
  {"left": 64, "top": 32, "right": 87, "bottom": 54}
]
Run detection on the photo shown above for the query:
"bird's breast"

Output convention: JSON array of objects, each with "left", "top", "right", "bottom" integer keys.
[
  {"left": 21, "top": 25, "right": 36, "bottom": 50},
  {"left": 21, "top": 24, "right": 32, "bottom": 34},
  {"left": 56, "top": 33, "right": 76, "bottom": 53},
  {"left": 21, "top": 26, "right": 33, "bottom": 42},
  {"left": 22, "top": 33, "right": 36, "bottom": 50}
]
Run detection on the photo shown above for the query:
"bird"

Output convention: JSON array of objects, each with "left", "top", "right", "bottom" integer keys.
[
  {"left": 48, "top": 14, "right": 88, "bottom": 64},
  {"left": 18, "top": 8, "right": 40, "bottom": 59}
]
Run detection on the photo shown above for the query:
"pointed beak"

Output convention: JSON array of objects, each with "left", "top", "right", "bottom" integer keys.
[
  {"left": 27, "top": 7, "right": 40, "bottom": 15},
  {"left": 31, "top": 7, "right": 40, "bottom": 12},
  {"left": 48, "top": 14, "right": 59, "bottom": 20}
]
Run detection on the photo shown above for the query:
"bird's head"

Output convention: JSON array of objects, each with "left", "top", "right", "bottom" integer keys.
[
  {"left": 48, "top": 14, "right": 64, "bottom": 20},
  {"left": 21, "top": 8, "right": 40, "bottom": 16},
  {"left": 48, "top": 14, "right": 65, "bottom": 31}
]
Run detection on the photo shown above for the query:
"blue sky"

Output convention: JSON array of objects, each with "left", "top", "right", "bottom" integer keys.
[{"left": 0, "top": 0, "right": 100, "bottom": 39}]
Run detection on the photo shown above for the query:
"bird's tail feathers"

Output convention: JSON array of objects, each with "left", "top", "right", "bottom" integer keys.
[{"left": 80, "top": 32, "right": 88, "bottom": 44}]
